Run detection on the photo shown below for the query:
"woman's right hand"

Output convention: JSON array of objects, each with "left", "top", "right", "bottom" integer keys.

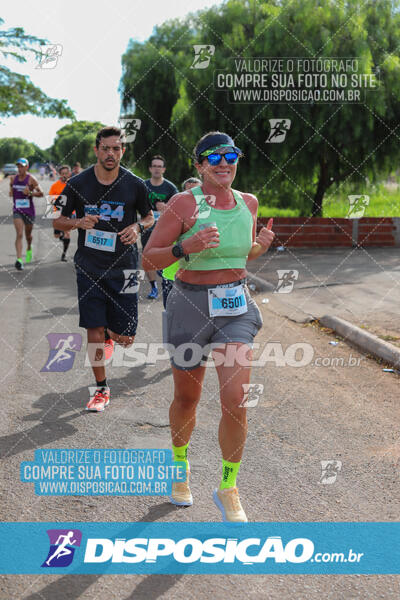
[{"left": 182, "top": 226, "right": 220, "bottom": 254}]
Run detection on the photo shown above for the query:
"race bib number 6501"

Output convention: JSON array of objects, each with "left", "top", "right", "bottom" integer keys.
[{"left": 208, "top": 284, "right": 248, "bottom": 317}]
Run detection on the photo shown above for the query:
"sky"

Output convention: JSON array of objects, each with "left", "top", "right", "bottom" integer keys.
[{"left": 1, "top": 0, "right": 222, "bottom": 149}]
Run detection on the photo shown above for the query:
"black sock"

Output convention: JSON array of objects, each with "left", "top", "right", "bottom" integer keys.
[
  {"left": 63, "top": 238, "right": 70, "bottom": 253},
  {"left": 150, "top": 280, "right": 157, "bottom": 289},
  {"left": 96, "top": 379, "right": 107, "bottom": 388}
]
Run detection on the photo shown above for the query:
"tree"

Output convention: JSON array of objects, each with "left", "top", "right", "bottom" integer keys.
[
  {"left": 119, "top": 0, "right": 400, "bottom": 215},
  {"left": 0, "top": 18, "right": 74, "bottom": 119},
  {"left": 120, "top": 18, "right": 192, "bottom": 181},
  {"left": 261, "top": 0, "right": 400, "bottom": 215},
  {"left": 0, "top": 137, "right": 47, "bottom": 165},
  {"left": 50, "top": 121, "right": 104, "bottom": 167}
]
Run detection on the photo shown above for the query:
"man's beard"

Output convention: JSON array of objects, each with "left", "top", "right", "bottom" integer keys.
[{"left": 102, "top": 159, "right": 118, "bottom": 171}]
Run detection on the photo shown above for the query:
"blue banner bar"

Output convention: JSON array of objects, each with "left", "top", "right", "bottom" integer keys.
[{"left": 0, "top": 522, "right": 399, "bottom": 574}]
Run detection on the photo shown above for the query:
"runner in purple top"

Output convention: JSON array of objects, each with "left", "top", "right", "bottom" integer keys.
[{"left": 10, "top": 158, "right": 43, "bottom": 270}]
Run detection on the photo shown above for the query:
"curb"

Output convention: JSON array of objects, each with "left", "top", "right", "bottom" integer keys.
[
  {"left": 320, "top": 315, "right": 400, "bottom": 368},
  {"left": 248, "top": 271, "right": 400, "bottom": 366},
  {"left": 247, "top": 272, "right": 274, "bottom": 293},
  {"left": 247, "top": 271, "right": 315, "bottom": 324}
]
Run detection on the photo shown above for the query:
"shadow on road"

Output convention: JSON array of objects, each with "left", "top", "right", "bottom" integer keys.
[
  {"left": 23, "top": 572, "right": 182, "bottom": 600},
  {"left": 0, "top": 361, "right": 170, "bottom": 459},
  {"left": 0, "top": 259, "right": 76, "bottom": 293},
  {"left": 30, "top": 306, "right": 80, "bottom": 319},
  {"left": 23, "top": 505, "right": 184, "bottom": 600}
]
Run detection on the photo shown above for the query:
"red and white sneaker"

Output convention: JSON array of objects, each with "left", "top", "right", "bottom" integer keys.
[
  {"left": 104, "top": 338, "right": 114, "bottom": 361},
  {"left": 86, "top": 387, "right": 110, "bottom": 412}
]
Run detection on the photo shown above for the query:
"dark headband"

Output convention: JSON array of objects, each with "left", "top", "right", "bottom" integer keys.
[{"left": 195, "top": 133, "right": 242, "bottom": 160}]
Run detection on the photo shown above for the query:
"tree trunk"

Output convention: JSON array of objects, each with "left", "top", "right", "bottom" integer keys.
[{"left": 312, "top": 157, "right": 328, "bottom": 217}]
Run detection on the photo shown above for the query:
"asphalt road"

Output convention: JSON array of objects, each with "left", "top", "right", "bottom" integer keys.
[
  {"left": 0, "top": 178, "right": 399, "bottom": 599},
  {"left": 248, "top": 247, "right": 400, "bottom": 342}
]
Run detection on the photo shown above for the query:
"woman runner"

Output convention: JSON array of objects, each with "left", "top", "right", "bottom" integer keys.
[{"left": 143, "top": 132, "right": 275, "bottom": 521}]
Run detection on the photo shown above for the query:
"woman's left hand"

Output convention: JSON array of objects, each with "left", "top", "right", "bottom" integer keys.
[{"left": 256, "top": 218, "right": 275, "bottom": 250}]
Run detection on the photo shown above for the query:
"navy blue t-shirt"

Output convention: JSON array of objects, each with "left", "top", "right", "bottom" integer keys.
[
  {"left": 61, "top": 165, "right": 151, "bottom": 275},
  {"left": 144, "top": 178, "right": 178, "bottom": 210}
]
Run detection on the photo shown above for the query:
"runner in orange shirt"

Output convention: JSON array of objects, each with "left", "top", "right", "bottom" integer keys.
[{"left": 49, "top": 165, "right": 72, "bottom": 261}]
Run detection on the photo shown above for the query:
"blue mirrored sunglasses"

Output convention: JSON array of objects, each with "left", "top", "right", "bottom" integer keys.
[{"left": 203, "top": 152, "right": 239, "bottom": 166}]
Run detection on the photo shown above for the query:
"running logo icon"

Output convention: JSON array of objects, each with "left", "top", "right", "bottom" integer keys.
[
  {"left": 36, "top": 44, "right": 63, "bottom": 69},
  {"left": 240, "top": 383, "right": 264, "bottom": 407},
  {"left": 347, "top": 195, "right": 370, "bottom": 218},
  {"left": 119, "top": 117, "right": 141, "bottom": 143},
  {"left": 121, "top": 269, "right": 145, "bottom": 294},
  {"left": 319, "top": 460, "right": 342, "bottom": 485},
  {"left": 266, "top": 119, "right": 291, "bottom": 143},
  {"left": 41, "top": 334, "right": 82, "bottom": 372},
  {"left": 42, "top": 529, "right": 82, "bottom": 567},
  {"left": 191, "top": 45, "right": 215, "bottom": 69},
  {"left": 196, "top": 195, "right": 216, "bottom": 219},
  {"left": 275, "top": 270, "right": 298, "bottom": 293},
  {"left": 43, "top": 195, "right": 67, "bottom": 219}
]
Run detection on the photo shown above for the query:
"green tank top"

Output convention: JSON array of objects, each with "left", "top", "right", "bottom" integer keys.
[{"left": 178, "top": 186, "right": 253, "bottom": 271}]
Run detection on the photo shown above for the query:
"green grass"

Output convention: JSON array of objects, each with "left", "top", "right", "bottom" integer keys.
[
  {"left": 257, "top": 205, "right": 301, "bottom": 217},
  {"left": 257, "top": 182, "right": 400, "bottom": 218},
  {"left": 323, "top": 183, "right": 400, "bottom": 217}
]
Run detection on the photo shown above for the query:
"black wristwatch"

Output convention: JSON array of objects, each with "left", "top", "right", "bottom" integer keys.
[
  {"left": 136, "top": 222, "right": 144, "bottom": 235},
  {"left": 172, "top": 242, "right": 189, "bottom": 262}
]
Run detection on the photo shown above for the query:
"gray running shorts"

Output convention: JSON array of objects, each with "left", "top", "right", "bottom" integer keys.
[
  {"left": 13, "top": 212, "right": 35, "bottom": 225},
  {"left": 165, "top": 278, "right": 263, "bottom": 370}
]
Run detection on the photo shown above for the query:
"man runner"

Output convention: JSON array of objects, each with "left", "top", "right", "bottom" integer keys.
[
  {"left": 10, "top": 158, "right": 43, "bottom": 270},
  {"left": 49, "top": 164, "right": 72, "bottom": 261},
  {"left": 72, "top": 162, "right": 82, "bottom": 176},
  {"left": 142, "top": 155, "right": 178, "bottom": 299},
  {"left": 161, "top": 177, "right": 201, "bottom": 308},
  {"left": 54, "top": 126, "right": 153, "bottom": 412}
]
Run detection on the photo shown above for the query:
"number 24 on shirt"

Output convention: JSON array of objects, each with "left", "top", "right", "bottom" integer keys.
[{"left": 99, "top": 204, "right": 124, "bottom": 222}]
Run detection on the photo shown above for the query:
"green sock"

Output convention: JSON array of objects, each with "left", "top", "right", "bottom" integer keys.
[
  {"left": 172, "top": 442, "right": 189, "bottom": 470},
  {"left": 220, "top": 459, "right": 241, "bottom": 490}
]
